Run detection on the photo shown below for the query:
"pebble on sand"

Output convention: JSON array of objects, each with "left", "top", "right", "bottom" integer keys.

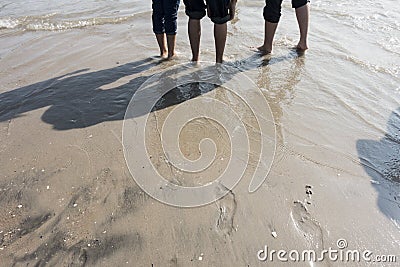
[
  {"left": 199, "top": 253, "right": 204, "bottom": 261},
  {"left": 271, "top": 231, "right": 277, "bottom": 238}
]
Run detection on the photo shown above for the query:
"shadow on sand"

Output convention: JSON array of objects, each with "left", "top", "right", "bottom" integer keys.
[
  {"left": 0, "top": 58, "right": 157, "bottom": 130},
  {"left": 0, "top": 51, "right": 300, "bottom": 130},
  {"left": 356, "top": 108, "right": 400, "bottom": 224}
]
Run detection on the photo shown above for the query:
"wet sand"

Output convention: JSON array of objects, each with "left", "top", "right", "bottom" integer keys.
[{"left": 1, "top": 7, "right": 399, "bottom": 267}]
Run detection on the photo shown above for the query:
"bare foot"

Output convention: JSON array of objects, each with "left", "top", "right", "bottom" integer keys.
[
  {"left": 256, "top": 45, "right": 272, "bottom": 55},
  {"left": 167, "top": 53, "right": 177, "bottom": 60},
  {"left": 160, "top": 50, "right": 168, "bottom": 58},
  {"left": 296, "top": 42, "right": 308, "bottom": 51}
]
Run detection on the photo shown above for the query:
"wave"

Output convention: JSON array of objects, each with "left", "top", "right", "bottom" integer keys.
[
  {"left": 0, "top": 15, "right": 134, "bottom": 31},
  {"left": 344, "top": 55, "right": 399, "bottom": 78},
  {"left": 377, "top": 36, "right": 400, "bottom": 56}
]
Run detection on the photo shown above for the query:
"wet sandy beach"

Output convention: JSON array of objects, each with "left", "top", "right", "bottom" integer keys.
[{"left": 1, "top": 1, "right": 400, "bottom": 266}]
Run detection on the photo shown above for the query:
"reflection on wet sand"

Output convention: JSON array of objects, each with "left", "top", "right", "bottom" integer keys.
[{"left": 256, "top": 52, "right": 305, "bottom": 149}]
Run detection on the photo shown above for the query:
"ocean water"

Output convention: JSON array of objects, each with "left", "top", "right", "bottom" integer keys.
[
  {"left": 0, "top": 0, "right": 398, "bottom": 72},
  {"left": 0, "top": 0, "right": 146, "bottom": 31}
]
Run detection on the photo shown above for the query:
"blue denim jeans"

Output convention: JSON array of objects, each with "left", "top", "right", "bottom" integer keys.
[{"left": 152, "top": 0, "right": 181, "bottom": 35}]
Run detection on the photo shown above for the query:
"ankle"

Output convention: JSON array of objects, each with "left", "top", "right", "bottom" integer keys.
[{"left": 191, "top": 54, "right": 199, "bottom": 61}]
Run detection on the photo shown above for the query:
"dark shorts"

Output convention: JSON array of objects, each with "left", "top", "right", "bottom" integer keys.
[
  {"left": 263, "top": 0, "right": 309, "bottom": 23},
  {"left": 183, "top": 0, "right": 231, "bottom": 24},
  {"left": 152, "top": 0, "right": 181, "bottom": 35}
]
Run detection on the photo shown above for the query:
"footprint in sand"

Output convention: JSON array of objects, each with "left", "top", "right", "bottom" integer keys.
[
  {"left": 290, "top": 201, "right": 324, "bottom": 250},
  {"left": 215, "top": 191, "right": 237, "bottom": 237}
]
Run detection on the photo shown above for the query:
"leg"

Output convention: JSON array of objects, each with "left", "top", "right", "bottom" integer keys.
[
  {"left": 152, "top": 0, "right": 167, "bottom": 57},
  {"left": 207, "top": 0, "right": 232, "bottom": 63},
  {"left": 258, "top": 0, "right": 282, "bottom": 54},
  {"left": 166, "top": 34, "right": 177, "bottom": 58},
  {"left": 214, "top": 23, "right": 227, "bottom": 63},
  {"left": 295, "top": 3, "right": 309, "bottom": 51},
  {"left": 258, "top": 21, "right": 278, "bottom": 54},
  {"left": 164, "top": 0, "right": 180, "bottom": 58},
  {"left": 183, "top": 0, "right": 206, "bottom": 61},
  {"left": 188, "top": 19, "right": 201, "bottom": 61},
  {"left": 155, "top": 34, "right": 168, "bottom": 57}
]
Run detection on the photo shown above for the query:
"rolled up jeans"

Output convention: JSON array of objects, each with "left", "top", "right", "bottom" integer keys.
[
  {"left": 263, "top": 0, "right": 309, "bottom": 23},
  {"left": 183, "top": 0, "right": 232, "bottom": 24},
  {"left": 152, "top": 0, "right": 181, "bottom": 35}
]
